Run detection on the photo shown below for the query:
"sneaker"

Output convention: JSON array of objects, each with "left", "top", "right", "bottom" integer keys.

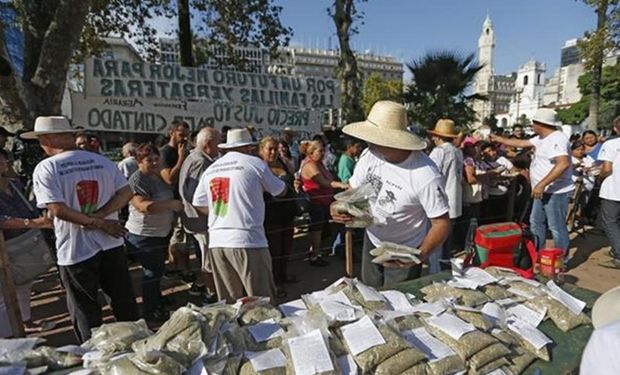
[
  {"left": 599, "top": 259, "right": 620, "bottom": 269},
  {"left": 188, "top": 282, "right": 206, "bottom": 296}
]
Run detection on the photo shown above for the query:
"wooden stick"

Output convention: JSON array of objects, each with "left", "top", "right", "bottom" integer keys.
[
  {"left": 345, "top": 229, "right": 353, "bottom": 277},
  {"left": 0, "top": 232, "right": 25, "bottom": 337}
]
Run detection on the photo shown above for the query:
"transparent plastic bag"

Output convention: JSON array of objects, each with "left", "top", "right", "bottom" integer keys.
[
  {"left": 106, "top": 350, "right": 185, "bottom": 375},
  {"left": 0, "top": 346, "right": 82, "bottom": 370},
  {"left": 401, "top": 362, "right": 429, "bottom": 375},
  {"left": 526, "top": 295, "right": 591, "bottom": 332},
  {"left": 421, "top": 283, "right": 489, "bottom": 307},
  {"left": 370, "top": 242, "right": 422, "bottom": 265},
  {"left": 131, "top": 306, "right": 210, "bottom": 367},
  {"left": 454, "top": 310, "right": 493, "bottom": 332},
  {"left": 503, "top": 348, "right": 537, "bottom": 375},
  {"left": 424, "top": 324, "right": 497, "bottom": 360},
  {"left": 237, "top": 297, "right": 283, "bottom": 326},
  {"left": 333, "top": 183, "right": 379, "bottom": 228},
  {"left": 82, "top": 319, "right": 153, "bottom": 355},
  {"left": 468, "top": 342, "right": 511, "bottom": 371},
  {"left": 482, "top": 284, "right": 512, "bottom": 300},
  {"left": 427, "top": 354, "right": 466, "bottom": 375},
  {"left": 374, "top": 348, "right": 426, "bottom": 375},
  {"left": 470, "top": 356, "right": 510, "bottom": 375}
]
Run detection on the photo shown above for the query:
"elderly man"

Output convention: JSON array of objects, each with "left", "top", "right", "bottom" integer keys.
[
  {"left": 118, "top": 142, "right": 138, "bottom": 179},
  {"left": 23, "top": 116, "right": 137, "bottom": 342},
  {"left": 282, "top": 127, "right": 300, "bottom": 169},
  {"left": 331, "top": 101, "right": 451, "bottom": 288},
  {"left": 179, "top": 127, "right": 221, "bottom": 300},
  {"left": 428, "top": 119, "right": 463, "bottom": 268},
  {"left": 193, "top": 128, "right": 286, "bottom": 302},
  {"left": 491, "top": 108, "right": 574, "bottom": 256},
  {"left": 598, "top": 115, "right": 620, "bottom": 269}
]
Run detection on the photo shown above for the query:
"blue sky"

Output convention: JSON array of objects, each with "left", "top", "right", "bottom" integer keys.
[{"left": 275, "top": 0, "right": 595, "bottom": 76}]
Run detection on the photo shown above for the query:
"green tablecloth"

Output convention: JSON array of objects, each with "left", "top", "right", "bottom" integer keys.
[{"left": 392, "top": 271, "right": 600, "bottom": 375}]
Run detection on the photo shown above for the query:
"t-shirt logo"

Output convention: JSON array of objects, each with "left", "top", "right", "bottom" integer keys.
[
  {"left": 76, "top": 180, "right": 99, "bottom": 214},
  {"left": 210, "top": 177, "right": 230, "bottom": 217}
]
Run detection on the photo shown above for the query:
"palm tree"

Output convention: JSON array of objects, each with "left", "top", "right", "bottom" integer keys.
[{"left": 404, "top": 51, "right": 486, "bottom": 129}]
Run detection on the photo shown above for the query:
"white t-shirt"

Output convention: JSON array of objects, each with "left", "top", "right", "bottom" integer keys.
[
  {"left": 572, "top": 155, "right": 596, "bottom": 192},
  {"left": 599, "top": 138, "right": 620, "bottom": 201},
  {"left": 580, "top": 320, "right": 620, "bottom": 375},
  {"left": 349, "top": 149, "right": 450, "bottom": 248},
  {"left": 33, "top": 150, "right": 128, "bottom": 266},
  {"left": 429, "top": 142, "right": 463, "bottom": 219},
  {"left": 192, "top": 151, "right": 285, "bottom": 248},
  {"left": 528, "top": 131, "right": 574, "bottom": 194}
]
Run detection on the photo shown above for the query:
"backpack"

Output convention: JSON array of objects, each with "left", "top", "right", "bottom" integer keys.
[{"left": 464, "top": 221, "right": 538, "bottom": 279}]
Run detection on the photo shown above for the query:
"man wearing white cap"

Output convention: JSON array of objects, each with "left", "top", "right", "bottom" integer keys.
[
  {"left": 192, "top": 128, "right": 286, "bottom": 302},
  {"left": 491, "top": 108, "right": 574, "bottom": 256},
  {"left": 23, "top": 116, "right": 138, "bottom": 342},
  {"left": 331, "top": 101, "right": 451, "bottom": 288}
]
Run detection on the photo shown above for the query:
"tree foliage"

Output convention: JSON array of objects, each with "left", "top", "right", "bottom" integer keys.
[
  {"left": 361, "top": 73, "right": 403, "bottom": 115},
  {"left": 328, "top": 0, "right": 366, "bottom": 125},
  {"left": 557, "top": 62, "right": 620, "bottom": 127},
  {"left": 403, "top": 51, "right": 485, "bottom": 129},
  {"left": 578, "top": 0, "right": 619, "bottom": 129}
]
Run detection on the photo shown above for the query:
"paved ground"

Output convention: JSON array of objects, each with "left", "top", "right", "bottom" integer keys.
[{"left": 23, "top": 225, "right": 620, "bottom": 346}]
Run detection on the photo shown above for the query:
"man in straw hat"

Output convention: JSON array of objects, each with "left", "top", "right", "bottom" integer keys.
[
  {"left": 490, "top": 108, "right": 574, "bottom": 258},
  {"left": 580, "top": 285, "right": 620, "bottom": 374},
  {"left": 428, "top": 119, "right": 463, "bottom": 267},
  {"left": 331, "top": 101, "right": 451, "bottom": 287},
  {"left": 192, "top": 128, "right": 286, "bottom": 302},
  {"left": 23, "top": 116, "right": 138, "bottom": 342}
]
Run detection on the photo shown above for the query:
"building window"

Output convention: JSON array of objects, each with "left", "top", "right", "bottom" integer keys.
[
  {"left": 523, "top": 75, "right": 529, "bottom": 86},
  {"left": 537, "top": 74, "right": 541, "bottom": 84}
]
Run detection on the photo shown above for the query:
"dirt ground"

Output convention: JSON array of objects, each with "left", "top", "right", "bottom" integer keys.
[{"left": 23, "top": 225, "right": 620, "bottom": 346}]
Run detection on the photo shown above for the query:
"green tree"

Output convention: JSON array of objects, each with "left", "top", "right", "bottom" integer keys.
[
  {"left": 557, "top": 63, "right": 620, "bottom": 127},
  {"left": 329, "top": 0, "right": 366, "bottom": 125},
  {"left": 579, "top": 0, "right": 619, "bottom": 129},
  {"left": 403, "top": 51, "right": 485, "bottom": 129},
  {"left": 361, "top": 73, "right": 403, "bottom": 115}
]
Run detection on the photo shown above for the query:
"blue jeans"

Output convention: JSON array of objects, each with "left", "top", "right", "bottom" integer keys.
[
  {"left": 601, "top": 198, "right": 620, "bottom": 260},
  {"left": 530, "top": 192, "right": 571, "bottom": 253},
  {"left": 125, "top": 233, "right": 169, "bottom": 314}
]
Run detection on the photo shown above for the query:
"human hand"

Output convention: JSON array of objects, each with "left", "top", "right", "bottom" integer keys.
[
  {"left": 32, "top": 217, "right": 53, "bottom": 229},
  {"left": 531, "top": 183, "right": 545, "bottom": 200},
  {"left": 98, "top": 219, "right": 128, "bottom": 238},
  {"left": 178, "top": 142, "right": 187, "bottom": 159},
  {"left": 330, "top": 203, "right": 353, "bottom": 225},
  {"left": 168, "top": 200, "right": 184, "bottom": 212},
  {"left": 382, "top": 260, "right": 417, "bottom": 269}
]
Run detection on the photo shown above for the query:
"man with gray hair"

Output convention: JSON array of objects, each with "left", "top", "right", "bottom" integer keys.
[
  {"left": 179, "top": 127, "right": 221, "bottom": 300},
  {"left": 118, "top": 142, "right": 138, "bottom": 179}
]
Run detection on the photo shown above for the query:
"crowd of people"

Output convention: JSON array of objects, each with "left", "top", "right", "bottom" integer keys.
[{"left": 0, "top": 100, "right": 619, "bottom": 343}]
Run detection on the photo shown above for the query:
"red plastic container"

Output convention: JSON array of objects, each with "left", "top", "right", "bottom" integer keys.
[{"left": 538, "top": 248, "right": 564, "bottom": 278}]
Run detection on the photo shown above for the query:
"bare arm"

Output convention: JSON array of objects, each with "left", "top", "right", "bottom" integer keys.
[
  {"left": 464, "top": 164, "right": 478, "bottom": 184},
  {"left": 47, "top": 202, "right": 127, "bottom": 238},
  {"left": 302, "top": 162, "right": 345, "bottom": 189},
  {"left": 598, "top": 161, "right": 613, "bottom": 181},
  {"left": 490, "top": 134, "right": 533, "bottom": 149},
  {"left": 194, "top": 205, "right": 209, "bottom": 216},
  {"left": 92, "top": 186, "right": 132, "bottom": 218},
  {"left": 0, "top": 217, "right": 53, "bottom": 230},
  {"left": 130, "top": 195, "right": 183, "bottom": 214},
  {"left": 160, "top": 144, "right": 187, "bottom": 185},
  {"left": 418, "top": 213, "right": 451, "bottom": 261}
]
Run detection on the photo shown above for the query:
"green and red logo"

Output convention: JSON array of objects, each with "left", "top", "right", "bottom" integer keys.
[
  {"left": 76, "top": 180, "right": 99, "bottom": 214},
  {"left": 210, "top": 177, "right": 230, "bottom": 217}
]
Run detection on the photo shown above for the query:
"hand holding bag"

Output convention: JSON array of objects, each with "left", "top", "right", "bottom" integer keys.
[{"left": 3, "top": 181, "right": 54, "bottom": 285}]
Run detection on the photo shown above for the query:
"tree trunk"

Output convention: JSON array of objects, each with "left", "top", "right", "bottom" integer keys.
[
  {"left": 177, "top": 0, "right": 194, "bottom": 67},
  {"left": 0, "top": 0, "right": 92, "bottom": 128},
  {"left": 588, "top": 0, "right": 609, "bottom": 130},
  {"left": 331, "top": 0, "right": 364, "bottom": 125}
]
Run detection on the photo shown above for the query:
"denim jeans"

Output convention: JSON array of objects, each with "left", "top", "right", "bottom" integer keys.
[
  {"left": 125, "top": 233, "right": 169, "bottom": 314},
  {"left": 601, "top": 198, "right": 620, "bottom": 260},
  {"left": 530, "top": 192, "right": 571, "bottom": 253}
]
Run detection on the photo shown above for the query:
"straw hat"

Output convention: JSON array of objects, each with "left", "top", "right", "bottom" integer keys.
[
  {"left": 531, "top": 108, "right": 561, "bottom": 127},
  {"left": 592, "top": 285, "right": 620, "bottom": 329},
  {"left": 342, "top": 101, "right": 426, "bottom": 151},
  {"left": 21, "top": 116, "right": 78, "bottom": 140},
  {"left": 218, "top": 128, "right": 257, "bottom": 149},
  {"left": 428, "top": 119, "right": 459, "bottom": 138}
]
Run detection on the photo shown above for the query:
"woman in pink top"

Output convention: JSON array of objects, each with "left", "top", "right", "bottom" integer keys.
[{"left": 300, "top": 140, "right": 347, "bottom": 266}]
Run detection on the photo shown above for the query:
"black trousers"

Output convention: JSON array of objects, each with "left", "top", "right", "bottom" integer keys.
[{"left": 58, "top": 246, "right": 138, "bottom": 343}]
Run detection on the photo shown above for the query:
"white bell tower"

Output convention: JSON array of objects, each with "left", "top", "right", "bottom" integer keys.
[{"left": 473, "top": 13, "right": 496, "bottom": 123}]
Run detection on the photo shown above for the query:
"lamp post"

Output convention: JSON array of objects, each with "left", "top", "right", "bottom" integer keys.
[{"left": 514, "top": 87, "right": 524, "bottom": 126}]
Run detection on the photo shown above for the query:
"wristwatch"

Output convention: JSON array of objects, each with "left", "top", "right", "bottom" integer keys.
[{"left": 23, "top": 218, "right": 30, "bottom": 228}]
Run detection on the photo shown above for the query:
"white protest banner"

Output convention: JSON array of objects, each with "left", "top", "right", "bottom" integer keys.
[
  {"left": 70, "top": 92, "right": 322, "bottom": 134},
  {"left": 84, "top": 57, "right": 340, "bottom": 109}
]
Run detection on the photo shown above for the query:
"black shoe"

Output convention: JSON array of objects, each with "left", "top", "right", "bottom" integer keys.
[
  {"left": 202, "top": 293, "right": 219, "bottom": 305},
  {"left": 188, "top": 282, "right": 206, "bottom": 296},
  {"left": 309, "top": 256, "right": 328, "bottom": 267}
]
